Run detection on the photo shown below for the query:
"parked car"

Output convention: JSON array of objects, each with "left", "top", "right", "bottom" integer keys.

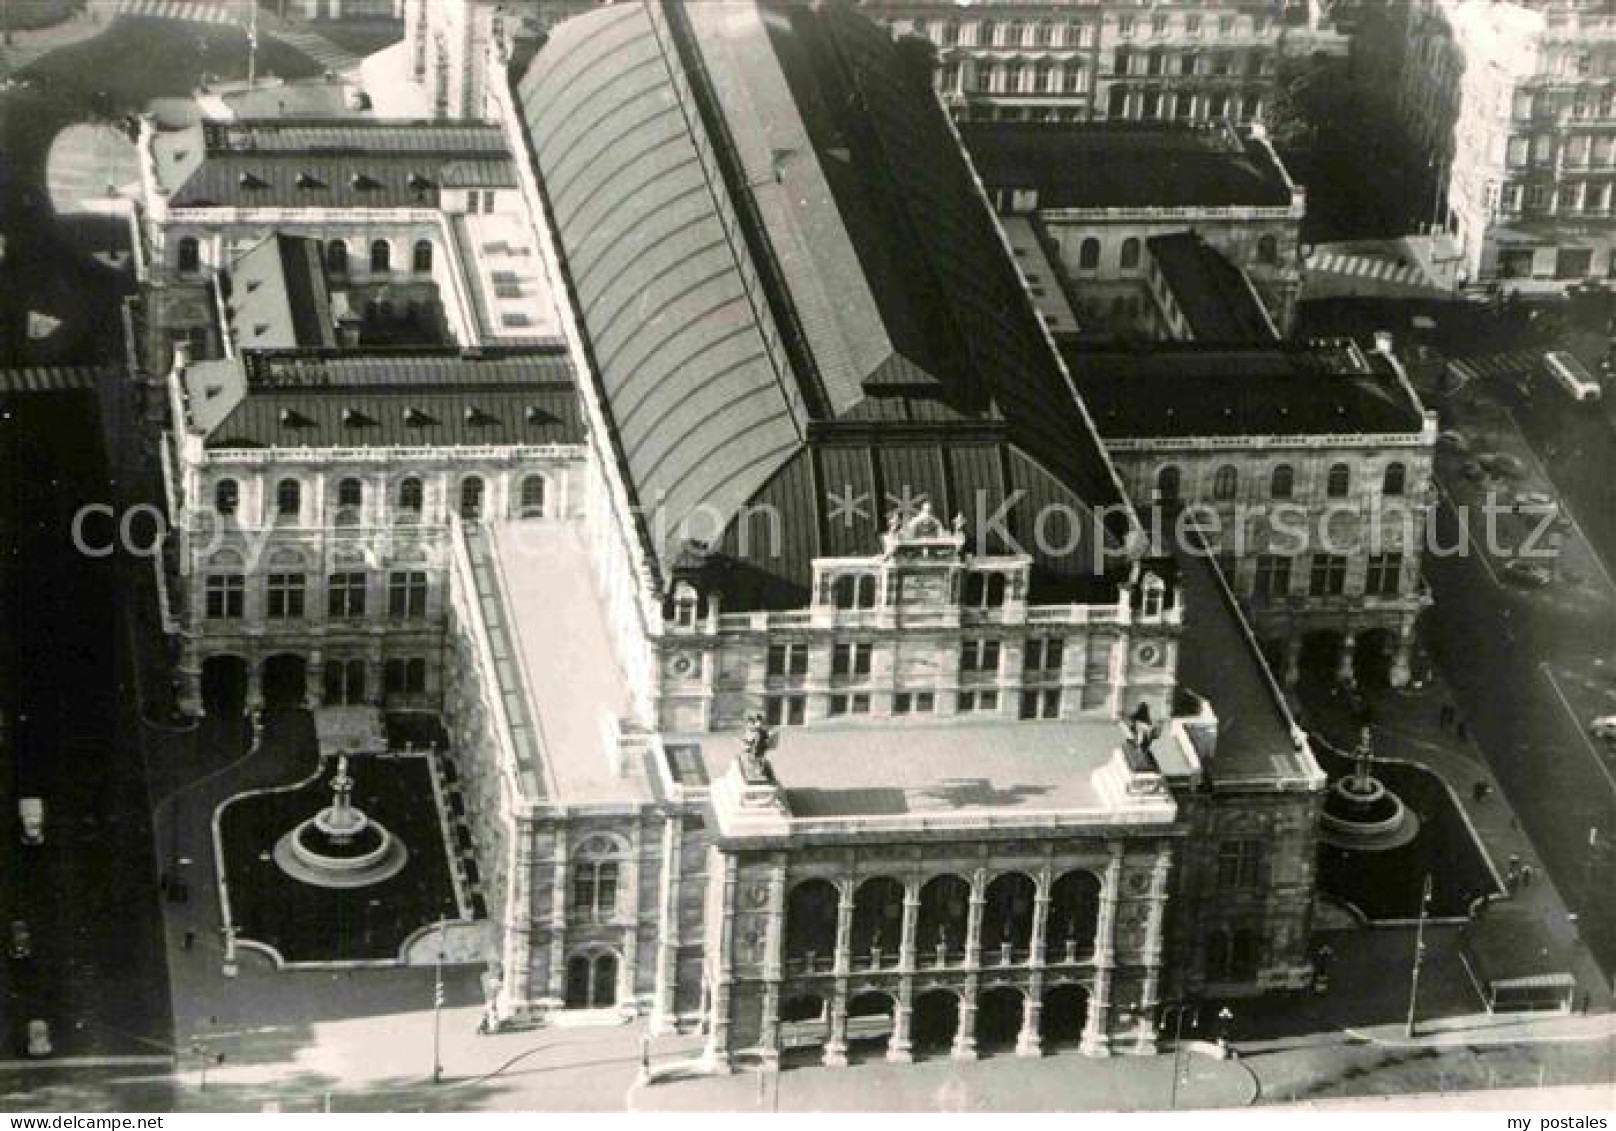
[
  {"left": 18, "top": 798, "right": 42, "bottom": 845},
  {"left": 1501, "top": 560, "right": 1552, "bottom": 588},
  {"left": 1591, "top": 716, "right": 1616, "bottom": 744},
  {"left": 8, "top": 920, "right": 29, "bottom": 960},
  {"left": 26, "top": 1019, "right": 51, "bottom": 1058}
]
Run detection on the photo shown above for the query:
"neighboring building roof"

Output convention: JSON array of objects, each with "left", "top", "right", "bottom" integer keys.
[
  {"left": 959, "top": 120, "right": 1297, "bottom": 211},
  {"left": 159, "top": 119, "right": 517, "bottom": 208},
  {"left": 1062, "top": 340, "right": 1428, "bottom": 439},
  {"left": 516, "top": 0, "right": 1134, "bottom": 609},
  {"left": 181, "top": 349, "right": 583, "bottom": 449},
  {"left": 1146, "top": 231, "right": 1277, "bottom": 344},
  {"left": 1173, "top": 550, "right": 1315, "bottom": 788},
  {"left": 225, "top": 234, "right": 336, "bottom": 349}
]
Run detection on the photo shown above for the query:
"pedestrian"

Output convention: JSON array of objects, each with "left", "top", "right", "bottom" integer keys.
[
  {"left": 1520, "top": 864, "right": 1535, "bottom": 889},
  {"left": 1440, "top": 703, "right": 1456, "bottom": 729},
  {"left": 1457, "top": 721, "right": 1468, "bottom": 742},
  {"left": 1579, "top": 991, "right": 1590, "bottom": 1015},
  {"left": 1471, "top": 780, "right": 1489, "bottom": 802},
  {"left": 182, "top": 930, "right": 195, "bottom": 951}
]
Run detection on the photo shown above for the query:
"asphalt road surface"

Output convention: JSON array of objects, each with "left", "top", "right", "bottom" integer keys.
[{"left": 0, "top": 392, "right": 172, "bottom": 1061}]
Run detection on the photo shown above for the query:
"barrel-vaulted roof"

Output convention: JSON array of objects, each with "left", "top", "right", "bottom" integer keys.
[{"left": 516, "top": 0, "right": 1134, "bottom": 609}]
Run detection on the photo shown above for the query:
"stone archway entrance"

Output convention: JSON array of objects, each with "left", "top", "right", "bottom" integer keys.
[
  {"left": 845, "top": 991, "right": 895, "bottom": 1055},
  {"left": 201, "top": 654, "right": 248, "bottom": 717},
  {"left": 1039, "top": 983, "right": 1090, "bottom": 1049},
  {"left": 1353, "top": 627, "right": 1397, "bottom": 689},
  {"left": 910, "top": 989, "right": 959, "bottom": 1056},
  {"left": 974, "top": 986, "right": 1025, "bottom": 1053},
  {"left": 1298, "top": 630, "right": 1345, "bottom": 685},
  {"left": 261, "top": 654, "right": 307, "bottom": 708}
]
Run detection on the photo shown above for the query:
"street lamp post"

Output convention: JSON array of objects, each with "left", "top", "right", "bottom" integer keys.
[
  {"left": 1159, "top": 1002, "right": 1198, "bottom": 1110},
  {"left": 432, "top": 918, "right": 447, "bottom": 1084},
  {"left": 1405, "top": 874, "right": 1433, "bottom": 1039}
]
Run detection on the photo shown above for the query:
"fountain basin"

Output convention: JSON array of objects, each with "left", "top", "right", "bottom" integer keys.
[{"left": 1320, "top": 775, "right": 1420, "bottom": 851}]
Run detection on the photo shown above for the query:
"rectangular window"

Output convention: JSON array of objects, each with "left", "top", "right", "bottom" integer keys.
[
  {"left": 1024, "top": 637, "right": 1065, "bottom": 674},
  {"left": 1216, "top": 839, "right": 1265, "bottom": 891},
  {"left": 1185, "top": 14, "right": 1200, "bottom": 36},
  {"left": 765, "top": 694, "right": 806, "bottom": 727},
  {"left": 1254, "top": 555, "right": 1292, "bottom": 599},
  {"left": 387, "top": 570, "right": 429, "bottom": 618},
  {"left": 767, "top": 643, "right": 809, "bottom": 678},
  {"left": 328, "top": 571, "right": 367, "bottom": 618},
  {"left": 204, "top": 574, "right": 244, "bottom": 620},
  {"left": 1556, "top": 247, "right": 1593, "bottom": 279},
  {"left": 893, "top": 692, "right": 935, "bottom": 716},
  {"left": 1309, "top": 554, "right": 1348, "bottom": 597},
  {"left": 958, "top": 690, "right": 1000, "bottom": 714},
  {"left": 1019, "top": 688, "right": 1062, "bottom": 720},
  {"left": 832, "top": 642, "right": 873, "bottom": 679},
  {"left": 266, "top": 572, "right": 306, "bottom": 619},
  {"left": 828, "top": 692, "right": 870, "bottom": 718},
  {"left": 1366, "top": 552, "right": 1403, "bottom": 597},
  {"left": 960, "top": 639, "right": 1001, "bottom": 674}
]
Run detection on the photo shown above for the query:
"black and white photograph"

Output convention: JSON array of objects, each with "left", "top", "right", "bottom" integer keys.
[{"left": 0, "top": 0, "right": 1612, "bottom": 1119}]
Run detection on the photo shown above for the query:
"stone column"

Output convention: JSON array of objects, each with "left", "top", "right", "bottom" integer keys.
[
  {"left": 498, "top": 817, "right": 534, "bottom": 1022},
  {"left": 758, "top": 856, "right": 787, "bottom": 1069},
  {"left": 899, "top": 883, "right": 920, "bottom": 971},
  {"left": 547, "top": 823, "right": 570, "bottom": 1003},
  {"left": 702, "top": 853, "right": 739, "bottom": 1073},
  {"left": 1132, "top": 843, "right": 1174, "bottom": 1054},
  {"left": 833, "top": 882, "right": 854, "bottom": 977},
  {"left": 651, "top": 814, "right": 683, "bottom": 1034},
  {"left": 1335, "top": 630, "right": 1357, "bottom": 685},
  {"left": 623, "top": 818, "right": 644, "bottom": 1010},
  {"left": 305, "top": 650, "right": 325, "bottom": 710},
  {"left": 245, "top": 653, "right": 264, "bottom": 713},
  {"left": 1016, "top": 989, "right": 1043, "bottom": 1058},
  {"left": 1029, "top": 865, "right": 1052, "bottom": 967},
  {"left": 1283, "top": 633, "right": 1303, "bottom": 687},
  {"left": 887, "top": 989, "right": 914, "bottom": 1063},
  {"left": 1082, "top": 844, "right": 1125, "bottom": 1057},
  {"left": 951, "top": 977, "right": 978, "bottom": 1061},
  {"left": 1389, "top": 619, "right": 1415, "bottom": 689},
  {"left": 964, "top": 867, "right": 986, "bottom": 965},
  {"left": 823, "top": 986, "right": 849, "bottom": 1068}
]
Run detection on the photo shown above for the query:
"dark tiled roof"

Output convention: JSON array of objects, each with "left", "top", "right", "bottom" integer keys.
[
  {"left": 168, "top": 119, "right": 516, "bottom": 208},
  {"left": 1173, "top": 548, "right": 1311, "bottom": 786},
  {"left": 1146, "top": 231, "right": 1276, "bottom": 344},
  {"left": 959, "top": 120, "right": 1296, "bottom": 210},
  {"left": 516, "top": 0, "right": 1132, "bottom": 609},
  {"left": 184, "top": 349, "right": 583, "bottom": 449},
  {"left": 226, "top": 234, "right": 335, "bottom": 349},
  {"left": 1062, "top": 340, "right": 1427, "bottom": 438}
]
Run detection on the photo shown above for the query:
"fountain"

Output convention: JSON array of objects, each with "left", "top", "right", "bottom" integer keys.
[
  {"left": 1320, "top": 726, "right": 1420, "bottom": 851},
  {"left": 273, "top": 754, "right": 409, "bottom": 888}
]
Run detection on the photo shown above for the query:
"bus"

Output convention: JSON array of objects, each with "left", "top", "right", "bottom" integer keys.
[{"left": 1544, "top": 350, "right": 1603, "bottom": 402}]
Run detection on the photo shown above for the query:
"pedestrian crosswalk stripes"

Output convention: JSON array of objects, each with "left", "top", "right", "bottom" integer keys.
[
  {"left": 112, "top": 0, "right": 239, "bottom": 26},
  {"left": 0, "top": 367, "right": 102, "bottom": 393},
  {"left": 1304, "top": 249, "right": 1430, "bottom": 289}
]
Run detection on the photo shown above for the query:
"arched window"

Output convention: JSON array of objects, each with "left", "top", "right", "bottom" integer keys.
[
  {"left": 1256, "top": 234, "right": 1279, "bottom": 265},
  {"left": 1270, "top": 464, "right": 1294, "bottom": 499},
  {"left": 397, "top": 476, "right": 423, "bottom": 517},
  {"left": 1212, "top": 464, "right": 1239, "bottom": 500},
  {"left": 412, "top": 239, "right": 433, "bottom": 273},
  {"left": 1003, "top": 19, "right": 1024, "bottom": 46},
  {"left": 1141, "top": 572, "right": 1166, "bottom": 619},
  {"left": 671, "top": 582, "right": 699, "bottom": 629},
  {"left": 459, "top": 476, "right": 484, "bottom": 521},
  {"left": 917, "top": 874, "right": 971, "bottom": 958},
  {"left": 1327, "top": 463, "right": 1351, "bottom": 498},
  {"left": 1155, "top": 465, "right": 1181, "bottom": 503},
  {"left": 1078, "top": 237, "right": 1101, "bottom": 270},
  {"left": 982, "top": 872, "right": 1036, "bottom": 954},
  {"left": 326, "top": 239, "right": 348, "bottom": 275},
  {"left": 832, "top": 573, "right": 877, "bottom": 610},
  {"left": 978, "top": 18, "right": 997, "bottom": 46},
  {"left": 784, "top": 879, "right": 840, "bottom": 967},
  {"left": 939, "top": 18, "right": 959, "bottom": 45},
  {"left": 370, "top": 239, "right": 391, "bottom": 273},
  {"left": 214, "top": 479, "right": 239, "bottom": 517},
  {"left": 1004, "top": 60, "right": 1023, "bottom": 92},
  {"left": 1120, "top": 237, "right": 1142, "bottom": 270},
  {"left": 850, "top": 877, "right": 906, "bottom": 963},
  {"left": 275, "top": 478, "right": 301, "bottom": 519},
  {"left": 336, "top": 477, "right": 363, "bottom": 524},
  {"left": 1047, "top": 871, "right": 1102, "bottom": 960},
  {"left": 177, "top": 237, "right": 200, "bottom": 274},
  {"left": 1035, "top": 59, "right": 1053, "bottom": 92},
  {"left": 519, "top": 474, "right": 547, "bottom": 518},
  {"left": 570, "top": 837, "right": 623, "bottom": 920},
  {"left": 1382, "top": 462, "right": 1407, "bottom": 496}
]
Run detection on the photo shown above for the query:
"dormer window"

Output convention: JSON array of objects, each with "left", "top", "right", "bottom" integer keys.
[
  {"left": 672, "top": 583, "right": 698, "bottom": 629},
  {"left": 832, "top": 573, "right": 877, "bottom": 610},
  {"left": 295, "top": 172, "right": 326, "bottom": 190},
  {"left": 963, "top": 571, "right": 1007, "bottom": 609},
  {"left": 1141, "top": 573, "right": 1166, "bottom": 620}
]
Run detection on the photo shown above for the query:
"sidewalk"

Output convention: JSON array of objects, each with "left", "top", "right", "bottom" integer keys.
[{"left": 631, "top": 1046, "right": 1258, "bottom": 1113}]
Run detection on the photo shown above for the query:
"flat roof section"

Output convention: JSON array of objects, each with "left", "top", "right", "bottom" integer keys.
[
  {"left": 1000, "top": 216, "right": 1081, "bottom": 337},
  {"left": 490, "top": 520, "right": 648, "bottom": 807},
  {"left": 959, "top": 120, "right": 1297, "bottom": 212}
]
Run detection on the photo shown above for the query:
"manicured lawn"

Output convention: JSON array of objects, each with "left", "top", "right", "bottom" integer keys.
[
  {"left": 1315, "top": 740, "right": 1501, "bottom": 920},
  {"left": 219, "top": 754, "right": 460, "bottom": 963}
]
